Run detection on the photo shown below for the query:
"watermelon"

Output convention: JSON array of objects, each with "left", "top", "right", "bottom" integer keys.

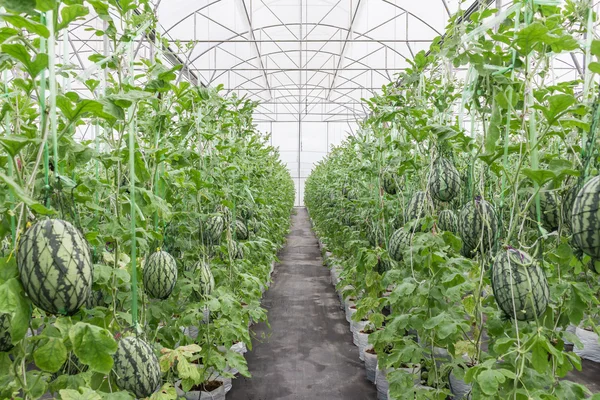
[
  {"left": 437, "top": 210, "right": 458, "bottom": 233},
  {"left": 491, "top": 247, "right": 549, "bottom": 321},
  {"left": 529, "top": 190, "right": 560, "bottom": 232},
  {"left": 367, "top": 224, "right": 385, "bottom": 247},
  {"left": 143, "top": 251, "right": 177, "bottom": 300},
  {"left": 406, "top": 191, "right": 432, "bottom": 221},
  {"left": 197, "top": 261, "right": 215, "bottom": 297},
  {"left": 382, "top": 169, "right": 399, "bottom": 195},
  {"left": 216, "top": 205, "right": 232, "bottom": 225},
  {"left": 429, "top": 157, "right": 461, "bottom": 202},
  {"left": 389, "top": 228, "right": 411, "bottom": 261},
  {"left": 571, "top": 176, "right": 600, "bottom": 259},
  {"left": 0, "top": 314, "right": 13, "bottom": 352},
  {"left": 376, "top": 257, "right": 392, "bottom": 275},
  {"left": 562, "top": 184, "right": 580, "bottom": 232},
  {"left": 458, "top": 197, "right": 498, "bottom": 256},
  {"left": 235, "top": 220, "right": 249, "bottom": 241},
  {"left": 202, "top": 215, "right": 224, "bottom": 245},
  {"left": 85, "top": 289, "right": 106, "bottom": 308},
  {"left": 248, "top": 218, "right": 261, "bottom": 235},
  {"left": 113, "top": 336, "right": 161, "bottom": 398},
  {"left": 17, "top": 219, "right": 92, "bottom": 315},
  {"left": 229, "top": 241, "right": 244, "bottom": 260},
  {"left": 57, "top": 353, "right": 88, "bottom": 376}
]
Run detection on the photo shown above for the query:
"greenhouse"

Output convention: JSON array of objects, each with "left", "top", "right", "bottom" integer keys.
[{"left": 1, "top": 0, "right": 600, "bottom": 399}]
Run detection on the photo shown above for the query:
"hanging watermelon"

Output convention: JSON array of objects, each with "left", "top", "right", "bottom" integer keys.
[
  {"left": 202, "top": 215, "right": 224, "bottom": 245},
  {"left": 229, "top": 241, "right": 244, "bottom": 260},
  {"left": 382, "top": 169, "right": 399, "bottom": 195},
  {"left": 437, "top": 210, "right": 458, "bottom": 233},
  {"left": 376, "top": 257, "right": 392, "bottom": 275},
  {"left": 142, "top": 251, "right": 178, "bottom": 300},
  {"left": 113, "top": 336, "right": 161, "bottom": 398},
  {"left": 193, "top": 261, "right": 215, "bottom": 299},
  {"left": 216, "top": 205, "right": 232, "bottom": 225},
  {"left": 406, "top": 191, "right": 432, "bottom": 221},
  {"left": 458, "top": 197, "right": 498, "bottom": 257},
  {"left": 429, "top": 157, "right": 461, "bottom": 202},
  {"left": 571, "top": 176, "right": 600, "bottom": 259},
  {"left": 17, "top": 219, "right": 93, "bottom": 315},
  {"left": 529, "top": 190, "right": 560, "bottom": 232},
  {"left": 367, "top": 223, "right": 385, "bottom": 247},
  {"left": 235, "top": 219, "right": 249, "bottom": 240},
  {"left": 389, "top": 228, "right": 411, "bottom": 261},
  {"left": 491, "top": 247, "right": 549, "bottom": 321}
]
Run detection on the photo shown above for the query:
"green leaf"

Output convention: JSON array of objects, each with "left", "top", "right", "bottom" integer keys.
[
  {"left": 531, "top": 339, "right": 549, "bottom": 374},
  {"left": 33, "top": 337, "right": 67, "bottom": 372},
  {"left": 541, "top": 94, "right": 575, "bottom": 125},
  {"left": 0, "top": 0, "right": 36, "bottom": 13},
  {"left": 60, "top": 388, "right": 103, "bottom": 400},
  {"left": 514, "top": 22, "right": 548, "bottom": 54},
  {"left": 1, "top": 43, "right": 48, "bottom": 77},
  {"left": 58, "top": 5, "right": 89, "bottom": 31},
  {"left": 589, "top": 62, "right": 600, "bottom": 74},
  {"left": 0, "top": 172, "right": 55, "bottom": 214},
  {"left": 591, "top": 40, "right": 600, "bottom": 59},
  {"left": 148, "top": 384, "right": 177, "bottom": 400},
  {"left": 485, "top": 100, "right": 502, "bottom": 154},
  {"left": 0, "top": 135, "right": 41, "bottom": 157},
  {"left": 0, "top": 278, "right": 31, "bottom": 344},
  {"left": 99, "top": 392, "right": 135, "bottom": 400},
  {"left": 69, "top": 322, "right": 117, "bottom": 374},
  {"left": 1, "top": 14, "right": 49, "bottom": 38},
  {"left": 35, "top": 0, "right": 56, "bottom": 11},
  {"left": 476, "top": 369, "right": 505, "bottom": 396},
  {"left": 521, "top": 168, "right": 556, "bottom": 186}
]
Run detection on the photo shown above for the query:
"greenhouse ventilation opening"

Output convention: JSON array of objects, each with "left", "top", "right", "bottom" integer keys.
[{"left": 1, "top": 0, "right": 600, "bottom": 399}]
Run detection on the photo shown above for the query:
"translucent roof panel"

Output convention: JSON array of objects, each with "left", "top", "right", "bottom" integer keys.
[{"left": 156, "top": 0, "right": 465, "bottom": 123}]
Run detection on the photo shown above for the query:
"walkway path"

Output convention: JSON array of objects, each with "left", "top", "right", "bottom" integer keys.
[{"left": 229, "top": 207, "right": 376, "bottom": 400}]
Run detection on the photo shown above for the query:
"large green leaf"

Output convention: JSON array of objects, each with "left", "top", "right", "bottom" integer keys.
[
  {"left": 60, "top": 388, "right": 103, "bottom": 400},
  {"left": 0, "top": 135, "right": 41, "bottom": 157},
  {"left": 514, "top": 22, "right": 548, "bottom": 54},
  {"left": 33, "top": 337, "right": 68, "bottom": 372},
  {"left": 69, "top": 322, "right": 117, "bottom": 374},
  {"left": 58, "top": 5, "right": 89, "bottom": 31},
  {"left": 0, "top": 0, "right": 36, "bottom": 13},
  {"left": 2, "top": 43, "right": 48, "bottom": 77},
  {"left": 1, "top": 14, "right": 49, "bottom": 38},
  {"left": 0, "top": 278, "right": 32, "bottom": 344}
]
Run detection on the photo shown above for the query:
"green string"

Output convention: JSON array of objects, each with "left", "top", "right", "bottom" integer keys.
[
  {"left": 127, "top": 39, "right": 139, "bottom": 329},
  {"left": 39, "top": 14, "right": 50, "bottom": 208}
]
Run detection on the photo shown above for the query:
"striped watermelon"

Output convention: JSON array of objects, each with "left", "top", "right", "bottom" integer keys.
[
  {"left": 202, "top": 215, "right": 224, "bottom": 245},
  {"left": 491, "top": 247, "right": 549, "bottom": 321},
  {"left": 248, "top": 218, "right": 261, "bottom": 235},
  {"left": 113, "top": 336, "right": 161, "bottom": 398},
  {"left": 17, "top": 219, "right": 92, "bottom": 315},
  {"left": 235, "top": 220, "right": 249, "bottom": 241},
  {"left": 406, "top": 191, "right": 432, "bottom": 221},
  {"left": 229, "top": 241, "right": 244, "bottom": 260},
  {"left": 382, "top": 169, "right": 399, "bottom": 195},
  {"left": 438, "top": 210, "right": 458, "bottom": 233},
  {"left": 389, "top": 228, "right": 411, "bottom": 261},
  {"left": 216, "top": 205, "right": 232, "bottom": 225},
  {"left": 0, "top": 314, "right": 13, "bottom": 352},
  {"left": 571, "top": 176, "right": 600, "bottom": 259},
  {"left": 529, "top": 190, "right": 560, "bottom": 232},
  {"left": 562, "top": 184, "right": 580, "bottom": 232},
  {"left": 143, "top": 251, "right": 177, "bottom": 300},
  {"left": 430, "top": 157, "right": 461, "bottom": 202},
  {"left": 376, "top": 257, "right": 392, "bottom": 274},
  {"left": 198, "top": 261, "right": 215, "bottom": 296},
  {"left": 367, "top": 224, "right": 385, "bottom": 247},
  {"left": 458, "top": 197, "right": 498, "bottom": 257}
]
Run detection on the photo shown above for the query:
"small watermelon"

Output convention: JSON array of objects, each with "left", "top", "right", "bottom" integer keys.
[
  {"left": 571, "top": 176, "right": 600, "bottom": 259},
  {"left": 202, "top": 215, "right": 224, "bottom": 245},
  {"left": 406, "top": 191, "right": 432, "bottom": 221},
  {"left": 389, "top": 228, "right": 411, "bottom": 261},
  {"left": 376, "top": 257, "right": 392, "bottom": 275},
  {"left": 113, "top": 336, "right": 161, "bottom": 398},
  {"left": 367, "top": 224, "right": 385, "bottom": 247},
  {"left": 17, "top": 219, "right": 92, "bottom": 315},
  {"left": 0, "top": 314, "right": 13, "bottom": 352},
  {"left": 229, "top": 241, "right": 244, "bottom": 260},
  {"left": 235, "top": 220, "right": 249, "bottom": 241},
  {"left": 458, "top": 197, "right": 498, "bottom": 257},
  {"left": 429, "top": 157, "right": 461, "bottom": 202},
  {"left": 437, "top": 210, "right": 458, "bottom": 233},
  {"left": 85, "top": 289, "right": 106, "bottom": 308},
  {"left": 382, "top": 169, "right": 399, "bottom": 195},
  {"left": 491, "top": 247, "right": 549, "bottom": 321},
  {"left": 248, "top": 218, "right": 261, "bottom": 235},
  {"left": 193, "top": 261, "right": 215, "bottom": 299},
  {"left": 529, "top": 190, "right": 560, "bottom": 232},
  {"left": 143, "top": 251, "right": 177, "bottom": 300},
  {"left": 216, "top": 205, "right": 232, "bottom": 225}
]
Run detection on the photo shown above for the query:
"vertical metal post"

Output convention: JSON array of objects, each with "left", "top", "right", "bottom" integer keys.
[{"left": 298, "top": 0, "right": 302, "bottom": 206}]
